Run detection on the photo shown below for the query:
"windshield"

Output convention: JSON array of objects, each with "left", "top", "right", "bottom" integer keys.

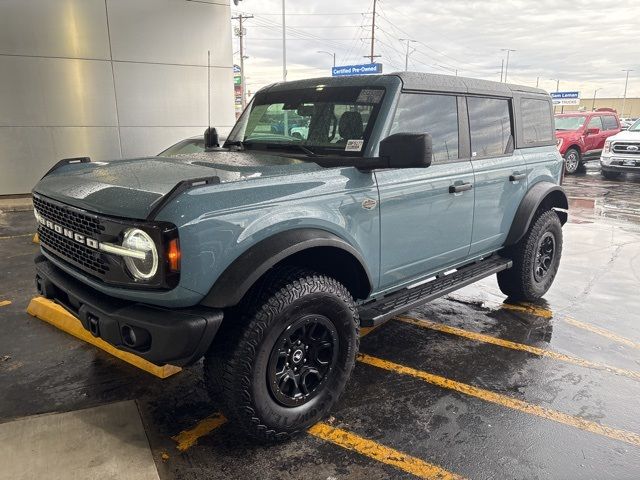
[
  {"left": 555, "top": 115, "right": 587, "bottom": 131},
  {"left": 225, "top": 86, "right": 385, "bottom": 156},
  {"left": 629, "top": 119, "right": 640, "bottom": 132},
  {"left": 159, "top": 138, "right": 205, "bottom": 156}
]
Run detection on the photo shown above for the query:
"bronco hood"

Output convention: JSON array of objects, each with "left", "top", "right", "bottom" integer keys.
[{"left": 33, "top": 151, "right": 321, "bottom": 219}]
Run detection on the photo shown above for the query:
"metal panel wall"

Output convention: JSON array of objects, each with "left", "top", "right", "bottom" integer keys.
[{"left": 0, "top": 0, "right": 234, "bottom": 195}]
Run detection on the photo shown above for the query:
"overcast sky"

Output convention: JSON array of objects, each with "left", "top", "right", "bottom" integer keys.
[{"left": 231, "top": 0, "right": 639, "bottom": 101}]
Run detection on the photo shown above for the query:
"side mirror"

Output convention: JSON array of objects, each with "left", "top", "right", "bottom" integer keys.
[
  {"left": 379, "top": 133, "right": 433, "bottom": 168},
  {"left": 204, "top": 127, "right": 219, "bottom": 149},
  {"left": 585, "top": 127, "right": 600, "bottom": 136}
]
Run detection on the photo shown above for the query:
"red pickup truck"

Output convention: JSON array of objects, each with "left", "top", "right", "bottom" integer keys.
[{"left": 555, "top": 109, "right": 621, "bottom": 174}]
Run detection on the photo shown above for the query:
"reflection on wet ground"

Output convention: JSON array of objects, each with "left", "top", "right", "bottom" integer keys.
[{"left": 2, "top": 169, "right": 640, "bottom": 479}]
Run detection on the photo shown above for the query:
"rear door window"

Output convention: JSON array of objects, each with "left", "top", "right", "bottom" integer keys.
[
  {"left": 602, "top": 116, "right": 618, "bottom": 130},
  {"left": 467, "top": 97, "right": 513, "bottom": 157},
  {"left": 520, "top": 98, "right": 553, "bottom": 144},
  {"left": 587, "top": 116, "right": 603, "bottom": 130},
  {"left": 390, "top": 93, "right": 459, "bottom": 163}
]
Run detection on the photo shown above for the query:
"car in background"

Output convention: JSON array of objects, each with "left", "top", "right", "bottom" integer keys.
[
  {"left": 600, "top": 118, "right": 640, "bottom": 179},
  {"left": 555, "top": 109, "right": 621, "bottom": 174}
]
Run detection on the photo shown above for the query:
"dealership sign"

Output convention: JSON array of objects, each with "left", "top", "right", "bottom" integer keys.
[
  {"left": 551, "top": 91, "right": 580, "bottom": 106},
  {"left": 332, "top": 63, "right": 383, "bottom": 77}
]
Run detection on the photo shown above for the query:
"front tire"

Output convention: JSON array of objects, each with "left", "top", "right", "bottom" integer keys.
[
  {"left": 602, "top": 170, "right": 621, "bottom": 180},
  {"left": 204, "top": 268, "right": 359, "bottom": 442},
  {"left": 498, "top": 210, "right": 563, "bottom": 301},
  {"left": 563, "top": 148, "right": 581, "bottom": 174}
]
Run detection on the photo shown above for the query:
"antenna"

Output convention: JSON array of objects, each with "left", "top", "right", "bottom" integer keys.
[
  {"left": 207, "top": 49, "right": 211, "bottom": 131},
  {"left": 203, "top": 49, "right": 219, "bottom": 149}
]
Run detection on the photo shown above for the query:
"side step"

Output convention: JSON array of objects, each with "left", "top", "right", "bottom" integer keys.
[{"left": 358, "top": 256, "right": 512, "bottom": 327}]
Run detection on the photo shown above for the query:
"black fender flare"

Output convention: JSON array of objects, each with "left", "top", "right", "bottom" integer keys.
[
  {"left": 505, "top": 182, "right": 568, "bottom": 246},
  {"left": 201, "top": 228, "right": 374, "bottom": 308}
]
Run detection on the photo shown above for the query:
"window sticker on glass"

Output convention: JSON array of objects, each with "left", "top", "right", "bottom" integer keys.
[
  {"left": 356, "top": 89, "right": 384, "bottom": 104},
  {"left": 345, "top": 139, "right": 364, "bottom": 151}
]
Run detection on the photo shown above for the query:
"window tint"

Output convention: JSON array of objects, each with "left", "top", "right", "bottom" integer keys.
[
  {"left": 390, "top": 93, "right": 458, "bottom": 162},
  {"left": 467, "top": 97, "right": 513, "bottom": 157},
  {"left": 602, "top": 115, "right": 618, "bottom": 130},
  {"left": 521, "top": 98, "right": 553, "bottom": 144},
  {"left": 587, "top": 116, "right": 603, "bottom": 130}
]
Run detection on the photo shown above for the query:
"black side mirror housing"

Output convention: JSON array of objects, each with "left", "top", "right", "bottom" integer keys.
[
  {"left": 204, "top": 127, "right": 219, "bottom": 149},
  {"left": 379, "top": 133, "right": 433, "bottom": 168}
]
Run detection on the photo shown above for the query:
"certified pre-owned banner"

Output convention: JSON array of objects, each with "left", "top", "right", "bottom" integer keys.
[{"left": 331, "top": 63, "right": 383, "bottom": 77}]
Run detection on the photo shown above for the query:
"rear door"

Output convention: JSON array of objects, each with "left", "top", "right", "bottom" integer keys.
[
  {"left": 375, "top": 93, "right": 474, "bottom": 291},
  {"left": 466, "top": 96, "right": 527, "bottom": 256}
]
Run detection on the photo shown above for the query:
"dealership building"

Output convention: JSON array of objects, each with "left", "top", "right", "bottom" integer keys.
[{"left": 0, "top": 0, "right": 236, "bottom": 195}]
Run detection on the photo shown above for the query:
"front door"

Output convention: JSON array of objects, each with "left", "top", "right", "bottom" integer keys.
[
  {"left": 466, "top": 96, "right": 527, "bottom": 255},
  {"left": 584, "top": 115, "right": 604, "bottom": 154},
  {"left": 375, "top": 93, "right": 474, "bottom": 291}
]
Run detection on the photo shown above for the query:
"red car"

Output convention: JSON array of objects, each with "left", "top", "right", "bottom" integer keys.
[{"left": 555, "top": 109, "right": 621, "bottom": 174}]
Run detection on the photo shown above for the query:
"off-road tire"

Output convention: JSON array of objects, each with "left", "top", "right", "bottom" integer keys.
[
  {"left": 497, "top": 210, "right": 563, "bottom": 301},
  {"left": 601, "top": 170, "right": 621, "bottom": 180},
  {"left": 204, "top": 267, "right": 359, "bottom": 442},
  {"left": 563, "top": 148, "right": 581, "bottom": 174}
]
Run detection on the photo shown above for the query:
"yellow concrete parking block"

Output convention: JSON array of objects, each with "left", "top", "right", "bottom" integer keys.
[
  {"left": 33, "top": 232, "right": 40, "bottom": 244},
  {"left": 26, "top": 296, "right": 182, "bottom": 379},
  {"left": 309, "top": 422, "right": 465, "bottom": 479},
  {"left": 358, "top": 353, "right": 640, "bottom": 448},
  {"left": 0, "top": 300, "right": 11, "bottom": 307},
  {"left": 397, "top": 316, "right": 640, "bottom": 381},
  {"left": 172, "top": 414, "right": 228, "bottom": 452}
]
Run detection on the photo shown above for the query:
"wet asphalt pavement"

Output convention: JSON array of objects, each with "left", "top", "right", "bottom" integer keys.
[{"left": 1, "top": 163, "right": 640, "bottom": 479}]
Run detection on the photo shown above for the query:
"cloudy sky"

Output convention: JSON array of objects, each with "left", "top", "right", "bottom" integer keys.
[{"left": 231, "top": 0, "right": 639, "bottom": 101}]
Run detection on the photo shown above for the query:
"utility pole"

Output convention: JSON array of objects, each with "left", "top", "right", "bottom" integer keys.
[
  {"left": 232, "top": 14, "right": 253, "bottom": 108},
  {"left": 500, "top": 59, "right": 504, "bottom": 83},
  {"left": 501, "top": 48, "right": 515, "bottom": 82},
  {"left": 282, "top": 0, "right": 287, "bottom": 81},
  {"left": 363, "top": 0, "right": 381, "bottom": 64},
  {"left": 399, "top": 38, "right": 417, "bottom": 71},
  {"left": 592, "top": 88, "right": 602, "bottom": 111},
  {"left": 621, "top": 69, "right": 633, "bottom": 118},
  {"left": 551, "top": 79, "right": 560, "bottom": 113},
  {"left": 536, "top": 77, "right": 539, "bottom": 88}
]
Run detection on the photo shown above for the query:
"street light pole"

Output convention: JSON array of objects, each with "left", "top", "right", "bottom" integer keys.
[
  {"left": 621, "top": 69, "right": 633, "bottom": 118},
  {"left": 501, "top": 48, "right": 515, "bottom": 82},
  {"left": 399, "top": 38, "right": 417, "bottom": 71},
  {"left": 551, "top": 79, "right": 560, "bottom": 113},
  {"left": 282, "top": 0, "right": 287, "bottom": 82},
  {"left": 592, "top": 88, "right": 602, "bottom": 111},
  {"left": 317, "top": 50, "right": 335, "bottom": 67}
]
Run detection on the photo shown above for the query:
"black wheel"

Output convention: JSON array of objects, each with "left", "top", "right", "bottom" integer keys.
[
  {"left": 204, "top": 267, "right": 358, "bottom": 442},
  {"left": 563, "top": 148, "right": 581, "bottom": 174},
  {"left": 602, "top": 170, "right": 621, "bottom": 180},
  {"left": 497, "top": 210, "right": 563, "bottom": 301}
]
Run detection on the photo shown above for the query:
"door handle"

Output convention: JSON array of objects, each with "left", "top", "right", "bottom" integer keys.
[
  {"left": 449, "top": 182, "right": 473, "bottom": 193},
  {"left": 509, "top": 172, "right": 526, "bottom": 182}
]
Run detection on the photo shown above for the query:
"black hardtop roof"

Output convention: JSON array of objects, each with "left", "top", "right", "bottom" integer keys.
[{"left": 263, "top": 71, "right": 549, "bottom": 98}]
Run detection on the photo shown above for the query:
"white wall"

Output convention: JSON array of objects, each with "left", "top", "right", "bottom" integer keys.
[{"left": 0, "top": 0, "right": 235, "bottom": 194}]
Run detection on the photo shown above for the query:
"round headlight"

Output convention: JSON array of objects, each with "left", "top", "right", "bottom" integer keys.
[{"left": 122, "top": 229, "right": 158, "bottom": 280}]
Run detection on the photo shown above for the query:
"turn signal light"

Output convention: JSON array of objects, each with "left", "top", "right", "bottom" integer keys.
[{"left": 167, "top": 238, "right": 181, "bottom": 272}]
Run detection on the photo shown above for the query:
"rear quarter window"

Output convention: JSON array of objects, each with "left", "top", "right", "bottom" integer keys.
[{"left": 520, "top": 98, "right": 553, "bottom": 144}]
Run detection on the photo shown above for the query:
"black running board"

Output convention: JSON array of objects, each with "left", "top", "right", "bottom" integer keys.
[{"left": 358, "top": 256, "right": 512, "bottom": 327}]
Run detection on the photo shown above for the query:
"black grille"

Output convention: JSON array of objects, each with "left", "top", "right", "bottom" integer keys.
[
  {"left": 38, "top": 227, "right": 110, "bottom": 275},
  {"left": 612, "top": 142, "right": 640, "bottom": 155},
  {"left": 33, "top": 195, "right": 104, "bottom": 237}
]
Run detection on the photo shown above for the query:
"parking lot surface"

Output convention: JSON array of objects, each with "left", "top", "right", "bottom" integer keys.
[{"left": 1, "top": 166, "right": 640, "bottom": 479}]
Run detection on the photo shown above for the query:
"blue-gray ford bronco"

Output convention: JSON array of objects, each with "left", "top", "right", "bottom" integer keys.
[{"left": 32, "top": 73, "right": 568, "bottom": 441}]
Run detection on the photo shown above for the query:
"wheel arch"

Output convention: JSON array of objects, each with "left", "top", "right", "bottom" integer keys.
[
  {"left": 201, "top": 228, "right": 374, "bottom": 308},
  {"left": 504, "top": 182, "right": 568, "bottom": 247}
]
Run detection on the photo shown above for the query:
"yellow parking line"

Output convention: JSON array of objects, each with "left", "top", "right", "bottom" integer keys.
[
  {"left": 396, "top": 316, "right": 640, "bottom": 381},
  {"left": 27, "top": 296, "right": 182, "bottom": 379},
  {"left": 309, "top": 423, "right": 464, "bottom": 480},
  {"left": 564, "top": 317, "right": 640, "bottom": 350},
  {"left": 171, "top": 414, "right": 227, "bottom": 452},
  {"left": 0, "top": 233, "right": 32, "bottom": 240},
  {"left": 357, "top": 353, "right": 640, "bottom": 448},
  {"left": 0, "top": 300, "right": 11, "bottom": 307},
  {"left": 499, "top": 301, "right": 553, "bottom": 318}
]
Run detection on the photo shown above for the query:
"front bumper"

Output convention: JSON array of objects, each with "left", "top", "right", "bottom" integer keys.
[
  {"left": 35, "top": 255, "right": 223, "bottom": 366},
  {"left": 600, "top": 159, "right": 640, "bottom": 173}
]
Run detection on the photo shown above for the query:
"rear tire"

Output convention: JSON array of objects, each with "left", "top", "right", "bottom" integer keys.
[
  {"left": 498, "top": 210, "right": 563, "bottom": 301},
  {"left": 602, "top": 170, "right": 621, "bottom": 180},
  {"left": 204, "top": 267, "right": 359, "bottom": 442},
  {"left": 563, "top": 148, "right": 580, "bottom": 174}
]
